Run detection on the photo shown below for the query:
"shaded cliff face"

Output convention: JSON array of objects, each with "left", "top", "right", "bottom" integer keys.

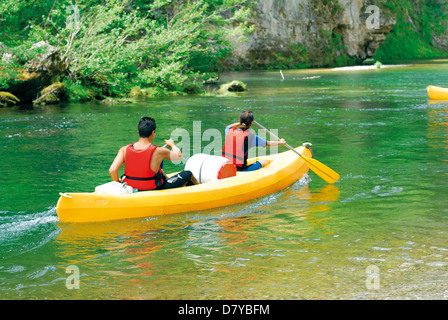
[{"left": 229, "top": 0, "right": 397, "bottom": 69}]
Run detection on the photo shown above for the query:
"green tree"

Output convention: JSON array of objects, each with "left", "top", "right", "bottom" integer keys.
[{"left": 0, "top": 0, "right": 253, "bottom": 100}]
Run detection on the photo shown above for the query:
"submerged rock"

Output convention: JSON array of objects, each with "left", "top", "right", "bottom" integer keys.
[
  {"left": 0, "top": 91, "right": 20, "bottom": 107},
  {"left": 218, "top": 80, "right": 247, "bottom": 94},
  {"left": 130, "top": 87, "right": 149, "bottom": 97},
  {"left": 100, "top": 97, "right": 134, "bottom": 104}
]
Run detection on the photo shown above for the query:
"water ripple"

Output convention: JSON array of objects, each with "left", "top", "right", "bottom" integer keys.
[{"left": 0, "top": 207, "right": 60, "bottom": 259}]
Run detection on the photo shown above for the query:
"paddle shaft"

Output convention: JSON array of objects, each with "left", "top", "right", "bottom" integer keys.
[
  {"left": 253, "top": 121, "right": 303, "bottom": 157},
  {"left": 253, "top": 120, "right": 340, "bottom": 184}
]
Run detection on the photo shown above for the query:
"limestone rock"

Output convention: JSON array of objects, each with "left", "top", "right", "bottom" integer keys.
[
  {"left": 228, "top": 0, "right": 397, "bottom": 68},
  {"left": 26, "top": 41, "right": 68, "bottom": 77}
]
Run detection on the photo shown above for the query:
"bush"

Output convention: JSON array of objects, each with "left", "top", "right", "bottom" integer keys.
[
  {"left": 375, "top": 0, "right": 448, "bottom": 60},
  {"left": 63, "top": 80, "right": 94, "bottom": 103},
  {"left": 0, "top": 0, "right": 253, "bottom": 99}
]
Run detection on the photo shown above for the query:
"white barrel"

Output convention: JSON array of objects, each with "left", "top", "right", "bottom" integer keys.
[{"left": 185, "top": 154, "right": 236, "bottom": 184}]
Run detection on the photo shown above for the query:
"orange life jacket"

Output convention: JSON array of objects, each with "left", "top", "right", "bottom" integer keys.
[
  {"left": 123, "top": 144, "right": 164, "bottom": 190},
  {"left": 222, "top": 127, "right": 251, "bottom": 169}
]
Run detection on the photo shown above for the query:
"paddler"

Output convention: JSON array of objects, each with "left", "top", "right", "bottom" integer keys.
[
  {"left": 222, "top": 110, "right": 286, "bottom": 171},
  {"left": 109, "top": 116, "right": 198, "bottom": 190}
]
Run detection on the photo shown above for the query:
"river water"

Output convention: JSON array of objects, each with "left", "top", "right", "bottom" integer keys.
[{"left": 0, "top": 60, "right": 447, "bottom": 300}]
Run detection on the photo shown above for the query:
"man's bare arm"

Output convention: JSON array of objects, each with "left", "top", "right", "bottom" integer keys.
[
  {"left": 164, "top": 139, "right": 182, "bottom": 161},
  {"left": 109, "top": 146, "right": 126, "bottom": 182}
]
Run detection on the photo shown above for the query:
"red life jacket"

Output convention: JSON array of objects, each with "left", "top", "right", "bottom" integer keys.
[
  {"left": 222, "top": 127, "right": 251, "bottom": 168},
  {"left": 123, "top": 144, "right": 164, "bottom": 191}
]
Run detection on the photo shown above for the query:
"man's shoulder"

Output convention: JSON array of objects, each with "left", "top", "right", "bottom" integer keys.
[{"left": 154, "top": 145, "right": 169, "bottom": 155}]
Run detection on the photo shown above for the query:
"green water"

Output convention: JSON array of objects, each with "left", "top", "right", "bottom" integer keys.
[{"left": 1, "top": 60, "right": 447, "bottom": 300}]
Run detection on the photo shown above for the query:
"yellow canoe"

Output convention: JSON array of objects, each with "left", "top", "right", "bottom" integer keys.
[
  {"left": 56, "top": 145, "right": 312, "bottom": 223},
  {"left": 427, "top": 85, "right": 448, "bottom": 100}
]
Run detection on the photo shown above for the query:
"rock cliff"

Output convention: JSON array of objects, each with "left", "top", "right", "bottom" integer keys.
[{"left": 228, "top": 0, "right": 397, "bottom": 68}]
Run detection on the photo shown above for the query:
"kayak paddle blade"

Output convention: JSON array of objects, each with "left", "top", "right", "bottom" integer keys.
[{"left": 301, "top": 155, "right": 340, "bottom": 184}]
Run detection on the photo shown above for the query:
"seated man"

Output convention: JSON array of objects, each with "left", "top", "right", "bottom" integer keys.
[
  {"left": 109, "top": 116, "right": 197, "bottom": 191},
  {"left": 222, "top": 110, "right": 286, "bottom": 171}
]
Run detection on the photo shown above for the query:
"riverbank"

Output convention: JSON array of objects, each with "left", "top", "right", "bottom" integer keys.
[
  {"left": 0, "top": 57, "right": 436, "bottom": 110},
  {"left": 2, "top": 1, "right": 448, "bottom": 108}
]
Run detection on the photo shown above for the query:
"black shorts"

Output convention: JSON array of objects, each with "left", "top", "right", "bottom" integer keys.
[{"left": 159, "top": 170, "right": 192, "bottom": 189}]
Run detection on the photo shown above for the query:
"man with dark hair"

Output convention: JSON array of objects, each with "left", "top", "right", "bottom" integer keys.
[
  {"left": 109, "top": 117, "right": 197, "bottom": 191},
  {"left": 222, "top": 110, "right": 286, "bottom": 171},
  {"left": 137, "top": 116, "right": 156, "bottom": 138}
]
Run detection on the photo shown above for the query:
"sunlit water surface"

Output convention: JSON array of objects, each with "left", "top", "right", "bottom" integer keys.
[{"left": 0, "top": 60, "right": 447, "bottom": 299}]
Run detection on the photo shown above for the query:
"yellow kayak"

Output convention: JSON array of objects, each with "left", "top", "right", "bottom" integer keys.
[
  {"left": 56, "top": 145, "right": 312, "bottom": 223},
  {"left": 427, "top": 85, "right": 448, "bottom": 100}
]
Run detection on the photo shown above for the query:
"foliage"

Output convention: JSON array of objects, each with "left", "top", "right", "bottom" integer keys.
[
  {"left": 264, "top": 43, "right": 310, "bottom": 70},
  {"left": 375, "top": 0, "right": 448, "bottom": 61},
  {"left": 0, "top": 0, "right": 253, "bottom": 99},
  {"left": 62, "top": 79, "right": 96, "bottom": 103}
]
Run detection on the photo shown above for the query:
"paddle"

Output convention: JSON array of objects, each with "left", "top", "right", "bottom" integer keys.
[{"left": 253, "top": 120, "right": 340, "bottom": 184}]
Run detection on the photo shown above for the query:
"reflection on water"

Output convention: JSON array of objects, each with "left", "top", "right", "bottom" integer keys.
[{"left": 49, "top": 178, "right": 346, "bottom": 299}]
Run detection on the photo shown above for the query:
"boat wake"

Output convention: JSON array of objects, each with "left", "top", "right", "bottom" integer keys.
[{"left": 0, "top": 207, "right": 60, "bottom": 259}]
